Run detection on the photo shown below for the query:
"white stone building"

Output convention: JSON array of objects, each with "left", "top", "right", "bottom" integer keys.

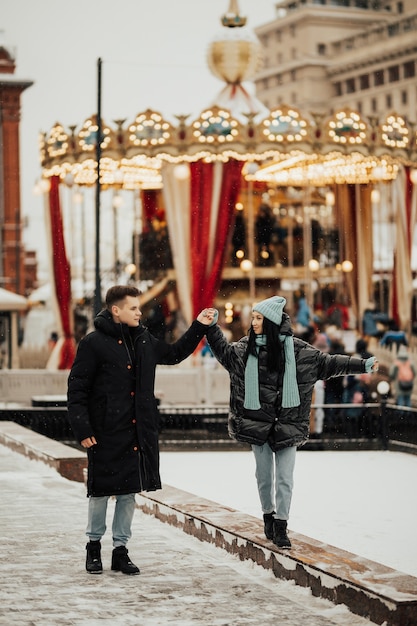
[{"left": 253, "top": 0, "right": 417, "bottom": 121}]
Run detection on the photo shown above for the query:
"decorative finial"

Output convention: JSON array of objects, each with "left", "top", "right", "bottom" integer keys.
[{"left": 221, "top": 0, "right": 247, "bottom": 28}]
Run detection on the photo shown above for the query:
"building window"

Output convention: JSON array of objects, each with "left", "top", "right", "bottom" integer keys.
[
  {"left": 388, "top": 23, "right": 399, "bottom": 37},
  {"left": 401, "top": 90, "right": 408, "bottom": 105},
  {"left": 388, "top": 65, "right": 400, "bottom": 82},
  {"left": 403, "top": 60, "right": 415, "bottom": 78},
  {"left": 290, "top": 69, "right": 296, "bottom": 81},
  {"left": 292, "top": 48, "right": 297, "bottom": 60},
  {"left": 386, "top": 93, "right": 392, "bottom": 108},
  {"left": 346, "top": 78, "right": 356, "bottom": 93},
  {"left": 276, "top": 74, "right": 283, "bottom": 86},
  {"left": 334, "top": 82, "right": 343, "bottom": 97},
  {"left": 371, "top": 97, "right": 377, "bottom": 113},
  {"left": 374, "top": 70, "right": 384, "bottom": 86},
  {"left": 291, "top": 92, "right": 297, "bottom": 104},
  {"left": 290, "top": 24, "right": 296, "bottom": 37},
  {"left": 263, "top": 78, "right": 269, "bottom": 89},
  {"left": 277, "top": 52, "right": 283, "bottom": 64},
  {"left": 359, "top": 74, "right": 370, "bottom": 90},
  {"left": 275, "top": 29, "right": 281, "bottom": 42},
  {"left": 357, "top": 101, "right": 362, "bottom": 114},
  {"left": 317, "top": 43, "right": 326, "bottom": 55}
]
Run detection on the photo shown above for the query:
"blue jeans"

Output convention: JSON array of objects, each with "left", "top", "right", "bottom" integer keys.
[
  {"left": 251, "top": 444, "right": 297, "bottom": 520},
  {"left": 397, "top": 393, "right": 412, "bottom": 407},
  {"left": 86, "top": 493, "right": 136, "bottom": 547}
]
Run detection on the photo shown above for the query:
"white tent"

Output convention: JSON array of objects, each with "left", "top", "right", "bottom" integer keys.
[
  {"left": 0, "top": 288, "right": 27, "bottom": 311},
  {"left": 0, "top": 288, "right": 28, "bottom": 368}
]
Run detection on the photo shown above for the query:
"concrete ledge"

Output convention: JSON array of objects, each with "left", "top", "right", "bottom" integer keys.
[
  {"left": 0, "top": 421, "right": 86, "bottom": 482},
  {"left": 139, "top": 485, "right": 417, "bottom": 626}
]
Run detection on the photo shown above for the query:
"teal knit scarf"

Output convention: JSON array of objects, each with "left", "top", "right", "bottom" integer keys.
[{"left": 244, "top": 334, "right": 300, "bottom": 410}]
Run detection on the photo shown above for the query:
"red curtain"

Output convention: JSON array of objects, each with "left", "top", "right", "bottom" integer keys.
[
  {"left": 49, "top": 176, "right": 76, "bottom": 369},
  {"left": 142, "top": 189, "right": 158, "bottom": 232},
  {"left": 190, "top": 159, "right": 243, "bottom": 318}
]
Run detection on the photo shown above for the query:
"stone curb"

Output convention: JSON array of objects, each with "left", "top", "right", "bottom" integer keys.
[
  {"left": 138, "top": 486, "right": 417, "bottom": 626},
  {"left": 0, "top": 420, "right": 86, "bottom": 482}
]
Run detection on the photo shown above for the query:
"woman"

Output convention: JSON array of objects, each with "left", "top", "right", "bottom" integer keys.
[{"left": 205, "top": 296, "right": 378, "bottom": 549}]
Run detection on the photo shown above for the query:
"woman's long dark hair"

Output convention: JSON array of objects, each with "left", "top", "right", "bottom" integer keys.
[{"left": 246, "top": 317, "right": 282, "bottom": 372}]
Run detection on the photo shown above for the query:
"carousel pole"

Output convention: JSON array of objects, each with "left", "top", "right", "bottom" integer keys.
[{"left": 94, "top": 57, "right": 103, "bottom": 316}]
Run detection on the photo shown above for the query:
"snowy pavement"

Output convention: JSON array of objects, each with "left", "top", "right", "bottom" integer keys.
[{"left": 0, "top": 445, "right": 373, "bottom": 626}]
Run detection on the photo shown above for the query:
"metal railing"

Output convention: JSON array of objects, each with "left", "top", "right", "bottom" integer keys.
[{"left": 1, "top": 399, "right": 416, "bottom": 452}]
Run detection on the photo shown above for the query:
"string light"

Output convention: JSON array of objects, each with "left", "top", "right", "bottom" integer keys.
[{"left": 39, "top": 108, "right": 417, "bottom": 188}]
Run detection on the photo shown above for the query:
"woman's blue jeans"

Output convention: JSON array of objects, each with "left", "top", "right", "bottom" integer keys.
[
  {"left": 86, "top": 493, "right": 136, "bottom": 547},
  {"left": 251, "top": 444, "right": 297, "bottom": 520}
]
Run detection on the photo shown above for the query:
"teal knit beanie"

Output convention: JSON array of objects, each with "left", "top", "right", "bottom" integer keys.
[
  {"left": 253, "top": 296, "right": 287, "bottom": 326},
  {"left": 248, "top": 295, "right": 300, "bottom": 409}
]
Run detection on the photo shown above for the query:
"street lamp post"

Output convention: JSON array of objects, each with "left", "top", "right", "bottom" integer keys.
[{"left": 94, "top": 57, "right": 103, "bottom": 316}]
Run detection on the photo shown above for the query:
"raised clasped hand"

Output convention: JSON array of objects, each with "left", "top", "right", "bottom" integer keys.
[{"left": 198, "top": 308, "right": 218, "bottom": 325}]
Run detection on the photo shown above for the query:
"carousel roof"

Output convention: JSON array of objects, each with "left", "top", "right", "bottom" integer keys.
[{"left": 39, "top": 105, "right": 416, "bottom": 189}]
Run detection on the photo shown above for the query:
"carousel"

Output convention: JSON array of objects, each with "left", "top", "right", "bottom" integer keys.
[{"left": 37, "top": 0, "right": 417, "bottom": 367}]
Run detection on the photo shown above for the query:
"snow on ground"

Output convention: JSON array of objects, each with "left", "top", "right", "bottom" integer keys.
[{"left": 160, "top": 449, "right": 417, "bottom": 578}]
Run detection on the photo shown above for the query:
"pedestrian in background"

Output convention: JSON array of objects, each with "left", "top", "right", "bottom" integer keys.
[
  {"left": 205, "top": 296, "right": 378, "bottom": 549},
  {"left": 389, "top": 349, "right": 416, "bottom": 408},
  {"left": 67, "top": 285, "right": 216, "bottom": 575}
]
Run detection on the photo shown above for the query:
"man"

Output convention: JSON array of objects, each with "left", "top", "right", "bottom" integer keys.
[{"left": 67, "top": 285, "right": 215, "bottom": 575}]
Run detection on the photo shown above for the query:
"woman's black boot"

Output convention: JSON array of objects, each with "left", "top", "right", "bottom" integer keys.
[
  {"left": 263, "top": 512, "right": 275, "bottom": 540},
  {"left": 273, "top": 519, "right": 291, "bottom": 549}
]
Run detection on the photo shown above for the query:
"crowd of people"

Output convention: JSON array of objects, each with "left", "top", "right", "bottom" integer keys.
[{"left": 291, "top": 295, "right": 416, "bottom": 439}]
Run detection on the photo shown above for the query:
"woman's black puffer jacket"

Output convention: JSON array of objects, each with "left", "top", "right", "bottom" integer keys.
[{"left": 206, "top": 316, "right": 368, "bottom": 450}]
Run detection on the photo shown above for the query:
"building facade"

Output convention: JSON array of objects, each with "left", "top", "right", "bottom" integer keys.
[{"left": 254, "top": 0, "right": 417, "bottom": 122}]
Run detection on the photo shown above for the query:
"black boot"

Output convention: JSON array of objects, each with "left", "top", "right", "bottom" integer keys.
[
  {"left": 263, "top": 512, "right": 275, "bottom": 540},
  {"left": 86, "top": 540, "right": 103, "bottom": 574},
  {"left": 273, "top": 519, "right": 291, "bottom": 549},
  {"left": 111, "top": 546, "right": 140, "bottom": 575}
]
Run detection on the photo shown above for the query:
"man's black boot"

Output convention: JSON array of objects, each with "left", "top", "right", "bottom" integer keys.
[
  {"left": 263, "top": 512, "right": 275, "bottom": 540},
  {"left": 111, "top": 546, "right": 140, "bottom": 575},
  {"left": 273, "top": 519, "right": 291, "bottom": 549},
  {"left": 86, "top": 540, "right": 103, "bottom": 574}
]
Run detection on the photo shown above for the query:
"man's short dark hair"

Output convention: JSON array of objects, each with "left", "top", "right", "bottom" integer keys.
[{"left": 105, "top": 285, "right": 141, "bottom": 309}]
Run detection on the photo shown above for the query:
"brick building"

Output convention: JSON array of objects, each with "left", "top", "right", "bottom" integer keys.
[{"left": 0, "top": 41, "right": 35, "bottom": 295}]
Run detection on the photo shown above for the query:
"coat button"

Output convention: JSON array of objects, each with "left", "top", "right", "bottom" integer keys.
[
  {"left": 127, "top": 364, "right": 132, "bottom": 369},
  {"left": 133, "top": 446, "right": 138, "bottom": 451},
  {"left": 118, "top": 340, "right": 123, "bottom": 344},
  {"left": 130, "top": 391, "right": 135, "bottom": 397},
  {"left": 132, "top": 419, "right": 136, "bottom": 424}
]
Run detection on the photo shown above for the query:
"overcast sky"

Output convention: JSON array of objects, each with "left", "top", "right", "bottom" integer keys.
[{"left": 1, "top": 0, "right": 275, "bottom": 278}]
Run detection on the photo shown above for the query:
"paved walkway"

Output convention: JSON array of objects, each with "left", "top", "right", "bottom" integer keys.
[{"left": 0, "top": 444, "right": 372, "bottom": 626}]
